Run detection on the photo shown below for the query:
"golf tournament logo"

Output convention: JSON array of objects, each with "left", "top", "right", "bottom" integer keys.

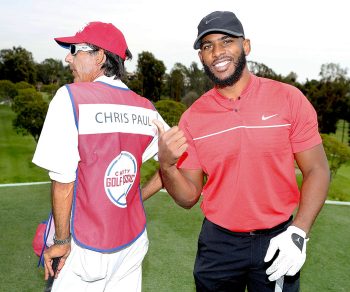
[{"left": 104, "top": 151, "right": 137, "bottom": 208}]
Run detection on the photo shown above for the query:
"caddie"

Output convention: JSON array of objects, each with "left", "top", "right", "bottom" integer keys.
[{"left": 32, "top": 21, "right": 167, "bottom": 292}]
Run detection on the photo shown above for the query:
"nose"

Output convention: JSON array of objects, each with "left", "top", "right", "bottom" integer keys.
[
  {"left": 212, "top": 43, "right": 225, "bottom": 58},
  {"left": 65, "top": 53, "right": 73, "bottom": 63}
]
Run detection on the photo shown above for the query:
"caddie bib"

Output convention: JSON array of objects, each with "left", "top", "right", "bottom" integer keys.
[{"left": 67, "top": 81, "right": 156, "bottom": 252}]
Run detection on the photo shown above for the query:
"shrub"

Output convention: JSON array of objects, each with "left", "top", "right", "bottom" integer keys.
[
  {"left": 0, "top": 80, "right": 18, "bottom": 102},
  {"left": 321, "top": 133, "right": 350, "bottom": 178},
  {"left": 15, "top": 81, "right": 35, "bottom": 90},
  {"left": 41, "top": 84, "right": 59, "bottom": 99},
  {"left": 154, "top": 99, "right": 187, "bottom": 127}
]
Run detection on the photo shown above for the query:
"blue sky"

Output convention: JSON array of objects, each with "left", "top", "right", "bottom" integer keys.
[{"left": 1, "top": 0, "right": 349, "bottom": 82}]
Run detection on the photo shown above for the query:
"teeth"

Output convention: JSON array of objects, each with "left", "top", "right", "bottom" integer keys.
[{"left": 214, "top": 60, "right": 230, "bottom": 68}]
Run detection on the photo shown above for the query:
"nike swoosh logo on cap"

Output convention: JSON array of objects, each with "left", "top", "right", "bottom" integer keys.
[
  {"left": 205, "top": 17, "right": 220, "bottom": 24},
  {"left": 261, "top": 114, "right": 278, "bottom": 121}
]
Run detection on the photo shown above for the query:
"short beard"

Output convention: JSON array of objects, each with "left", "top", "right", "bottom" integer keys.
[{"left": 203, "top": 50, "right": 247, "bottom": 87}]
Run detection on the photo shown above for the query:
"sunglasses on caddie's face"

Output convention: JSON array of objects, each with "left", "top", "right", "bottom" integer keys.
[{"left": 69, "top": 44, "right": 94, "bottom": 55}]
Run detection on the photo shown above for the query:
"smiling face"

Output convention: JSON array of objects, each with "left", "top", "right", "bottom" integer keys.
[{"left": 198, "top": 33, "right": 250, "bottom": 87}]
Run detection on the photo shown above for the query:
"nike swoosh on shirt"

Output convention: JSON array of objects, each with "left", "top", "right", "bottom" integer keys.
[{"left": 261, "top": 114, "right": 279, "bottom": 121}]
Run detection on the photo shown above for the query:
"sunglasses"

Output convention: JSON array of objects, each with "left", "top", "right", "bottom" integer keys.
[{"left": 69, "top": 44, "right": 94, "bottom": 55}]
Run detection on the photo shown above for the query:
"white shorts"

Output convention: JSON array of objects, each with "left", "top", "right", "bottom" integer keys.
[{"left": 52, "top": 230, "right": 149, "bottom": 292}]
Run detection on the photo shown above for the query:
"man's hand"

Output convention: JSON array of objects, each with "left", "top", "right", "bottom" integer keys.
[
  {"left": 153, "top": 120, "right": 188, "bottom": 170},
  {"left": 44, "top": 244, "right": 71, "bottom": 280},
  {"left": 264, "top": 226, "right": 308, "bottom": 281}
]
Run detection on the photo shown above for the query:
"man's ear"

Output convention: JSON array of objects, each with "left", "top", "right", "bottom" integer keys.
[
  {"left": 96, "top": 49, "right": 106, "bottom": 65},
  {"left": 198, "top": 50, "right": 203, "bottom": 63}
]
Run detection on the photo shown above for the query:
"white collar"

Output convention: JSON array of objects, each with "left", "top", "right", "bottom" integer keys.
[{"left": 94, "top": 75, "right": 128, "bottom": 89}]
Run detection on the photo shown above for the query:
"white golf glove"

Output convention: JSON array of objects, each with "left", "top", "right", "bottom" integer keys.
[{"left": 264, "top": 225, "right": 309, "bottom": 282}]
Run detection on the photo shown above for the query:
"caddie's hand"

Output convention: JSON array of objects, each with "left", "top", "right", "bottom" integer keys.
[
  {"left": 44, "top": 243, "right": 71, "bottom": 280},
  {"left": 264, "top": 226, "right": 309, "bottom": 282},
  {"left": 152, "top": 119, "right": 188, "bottom": 169}
]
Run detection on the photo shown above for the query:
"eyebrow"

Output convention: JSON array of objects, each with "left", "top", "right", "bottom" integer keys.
[
  {"left": 201, "top": 35, "right": 236, "bottom": 46},
  {"left": 221, "top": 35, "right": 235, "bottom": 41}
]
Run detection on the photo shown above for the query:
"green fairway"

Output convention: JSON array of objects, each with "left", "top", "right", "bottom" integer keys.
[
  {"left": 0, "top": 105, "right": 47, "bottom": 183},
  {"left": 331, "top": 119, "right": 349, "bottom": 146},
  {"left": 295, "top": 164, "right": 350, "bottom": 202},
  {"left": 302, "top": 203, "right": 350, "bottom": 291},
  {"left": 0, "top": 184, "right": 50, "bottom": 291},
  {"left": 0, "top": 183, "right": 349, "bottom": 292},
  {"left": 327, "top": 164, "right": 350, "bottom": 201}
]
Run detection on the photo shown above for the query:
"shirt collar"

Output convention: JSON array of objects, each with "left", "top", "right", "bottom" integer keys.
[
  {"left": 93, "top": 75, "right": 128, "bottom": 89},
  {"left": 211, "top": 73, "right": 258, "bottom": 109}
]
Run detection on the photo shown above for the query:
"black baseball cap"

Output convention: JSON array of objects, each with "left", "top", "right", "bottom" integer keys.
[{"left": 193, "top": 11, "right": 245, "bottom": 50}]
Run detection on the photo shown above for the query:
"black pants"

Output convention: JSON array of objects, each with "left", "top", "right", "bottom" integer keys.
[{"left": 193, "top": 217, "right": 300, "bottom": 292}]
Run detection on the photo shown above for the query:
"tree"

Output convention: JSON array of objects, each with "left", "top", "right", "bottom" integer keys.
[
  {"left": 154, "top": 99, "right": 187, "bottom": 127},
  {"left": 12, "top": 88, "right": 48, "bottom": 142},
  {"left": 61, "top": 64, "right": 74, "bottom": 85},
  {"left": 248, "top": 61, "right": 281, "bottom": 80},
  {"left": 0, "top": 80, "right": 18, "bottom": 103},
  {"left": 247, "top": 61, "right": 301, "bottom": 87},
  {"left": 0, "top": 46, "right": 36, "bottom": 84},
  {"left": 134, "top": 51, "right": 166, "bottom": 102},
  {"left": 319, "top": 63, "right": 350, "bottom": 124},
  {"left": 167, "top": 63, "right": 186, "bottom": 101},
  {"left": 319, "top": 63, "right": 348, "bottom": 82},
  {"left": 124, "top": 73, "right": 143, "bottom": 96},
  {"left": 303, "top": 63, "right": 350, "bottom": 133},
  {"left": 182, "top": 91, "right": 199, "bottom": 107},
  {"left": 36, "top": 58, "right": 72, "bottom": 85},
  {"left": 185, "top": 62, "right": 212, "bottom": 96},
  {"left": 284, "top": 71, "right": 299, "bottom": 84}
]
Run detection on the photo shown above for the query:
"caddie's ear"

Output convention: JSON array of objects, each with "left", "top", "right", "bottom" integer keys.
[{"left": 96, "top": 49, "right": 106, "bottom": 66}]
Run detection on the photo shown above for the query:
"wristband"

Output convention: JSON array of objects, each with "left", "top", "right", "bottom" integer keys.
[{"left": 53, "top": 234, "right": 71, "bottom": 245}]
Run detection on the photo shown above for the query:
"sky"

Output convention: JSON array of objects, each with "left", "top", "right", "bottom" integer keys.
[{"left": 1, "top": 0, "right": 349, "bottom": 82}]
